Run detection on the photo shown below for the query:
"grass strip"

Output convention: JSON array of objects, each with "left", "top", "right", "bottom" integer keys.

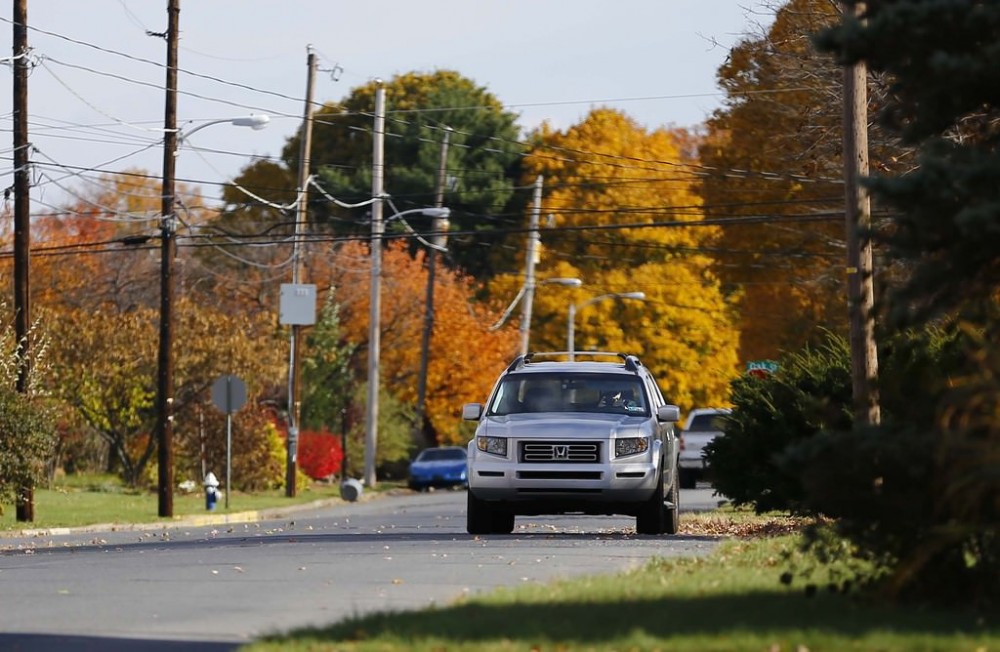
[
  {"left": 0, "top": 473, "right": 359, "bottom": 531},
  {"left": 244, "top": 535, "right": 997, "bottom": 652}
]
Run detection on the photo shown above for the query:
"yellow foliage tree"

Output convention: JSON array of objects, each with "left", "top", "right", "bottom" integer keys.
[
  {"left": 497, "top": 109, "right": 741, "bottom": 411},
  {"left": 699, "top": 0, "right": 911, "bottom": 360}
]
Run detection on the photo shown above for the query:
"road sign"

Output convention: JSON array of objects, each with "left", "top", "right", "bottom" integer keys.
[
  {"left": 211, "top": 375, "right": 247, "bottom": 414},
  {"left": 211, "top": 375, "right": 246, "bottom": 510},
  {"left": 746, "top": 360, "right": 779, "bottom": 378}
]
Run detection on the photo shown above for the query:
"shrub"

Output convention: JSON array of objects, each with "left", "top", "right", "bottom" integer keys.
[
  {"left": 0, "top": 310, "right": 57, "bottom": 513},
  {"left": 297, "top": 429, "right": 344, "bottom": 480},
  {"left": 720, "top": 326, "right": 998, "bottom": 605},
  {"left": 706, "top": 333, "right": 852, "bottom": 513}
]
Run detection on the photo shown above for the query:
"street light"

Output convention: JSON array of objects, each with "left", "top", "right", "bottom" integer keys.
[
  {"left": 156, "top": 114, "right": 269, "bottom": 517},
  {"left": 567, "top": 292, "right": 646, "bottom": 361},
  {"left": 522, "top": 277, "right": 582, "bottom": 352},
  {"left": 178, "top": 114, "right": 270, "bottom": 143},
  {"left": 365, "top": 205, "right": 451, "bottom": 489}
]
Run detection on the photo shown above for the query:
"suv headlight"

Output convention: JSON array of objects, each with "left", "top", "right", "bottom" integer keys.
[
  {"left": 476, "top": 436, "right": 508, "bottom": 457},
  {"left": 615, "top": 437, "right": 649, "bottom": 458}
]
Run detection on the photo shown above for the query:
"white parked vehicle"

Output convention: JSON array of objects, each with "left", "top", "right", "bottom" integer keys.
[
  {"left": 678, "top": 407, "right": 731, "bottom": 489},
  {"left": 462, "top": 352, "right": 682, "bottom": 535}
]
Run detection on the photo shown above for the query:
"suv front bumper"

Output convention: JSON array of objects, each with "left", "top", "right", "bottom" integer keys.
[{"left": 467, "top": 440, "right": 664, "bottom": 509}]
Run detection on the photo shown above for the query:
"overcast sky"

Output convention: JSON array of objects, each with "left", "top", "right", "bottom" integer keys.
[{"left": 2, "top": 1, "right": 778, "bottom": 209}]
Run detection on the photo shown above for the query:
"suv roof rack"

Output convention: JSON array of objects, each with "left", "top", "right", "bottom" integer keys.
[{"left": 507, "top": 351, "right": 642, "bottom": 373}]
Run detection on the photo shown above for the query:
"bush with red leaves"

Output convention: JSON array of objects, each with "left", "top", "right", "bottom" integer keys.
[{"left": 296, "top": 429, "right": 344, "bottom": 480}]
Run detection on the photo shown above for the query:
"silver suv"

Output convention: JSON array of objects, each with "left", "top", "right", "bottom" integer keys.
[{"left": 462, "top": 352, "right": 681, "bottom": 535}]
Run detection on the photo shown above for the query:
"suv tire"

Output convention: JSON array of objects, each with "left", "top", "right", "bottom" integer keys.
[
  {"left": 635, "top": 470, "right": 666, "bottom": 534},
  {"left": 467, "top": 491, "right": 516, "bottom": 534},
  {"left": 665, "top": 467, "right": 680, "bottom": 534}
]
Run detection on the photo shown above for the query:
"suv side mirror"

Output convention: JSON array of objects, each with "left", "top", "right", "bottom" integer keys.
[
  {"left": 657, "top": 405, "right": 680, "bottom": 423},
  {"left": 462, "top": 403, "right": 483, "bottom": 421}
]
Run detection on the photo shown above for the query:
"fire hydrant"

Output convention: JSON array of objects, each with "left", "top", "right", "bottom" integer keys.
[{"left": 204, "top": 472, "right": 220, "bottom": 511}]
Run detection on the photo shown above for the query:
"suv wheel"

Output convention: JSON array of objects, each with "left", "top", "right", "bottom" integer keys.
[
  {"left": 664, "top": 468, "right": 680, "bottom": 535},
  {"left": 635, "top": 471, "right": 666, "bottom": 535},
  {"left": 467, "top": 491, "right": 493, "bottom": 534},
  {"left": 492, "top": 510, "right": 515, "bottom": 534},
  {"left": 467, "top": 491, "right": 515, "bottom": 534}
]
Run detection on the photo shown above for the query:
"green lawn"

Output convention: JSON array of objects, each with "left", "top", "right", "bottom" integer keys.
[
  {"left": 244, "top": 535, "right": 997, "bottom": 652},
  {"left": 3, "top": 477, "right": 994, "bottom": 651},
  {"left": 0, "top": 473, "right": 362, "bottom": 531}
]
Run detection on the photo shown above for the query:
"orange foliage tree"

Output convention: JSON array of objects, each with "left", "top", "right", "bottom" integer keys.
[
  {"left": 314, "top": 240, "right": 520, "bottom": 447},
  {"left": 16, "top": 171, "right": 288, "bottom": 487}
]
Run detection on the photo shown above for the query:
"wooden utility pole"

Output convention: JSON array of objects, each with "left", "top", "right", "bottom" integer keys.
[
  {"left": 415, "top": 127, "right": 450, "bottom": 449},
  {"left": 519, "top": 176, "right": 543, "bottom": 356},
  {"left": 842, "top": 1, "right": 880, "bottom": 426},
  {"left": 286, "top": 46, "right": 317, "bottom": 497},
  {"left": 157, "top": 0, "right": 180, "bottom": 518},
  {"left": 13, "top": 0, "right": 33, "bottom": 522}
]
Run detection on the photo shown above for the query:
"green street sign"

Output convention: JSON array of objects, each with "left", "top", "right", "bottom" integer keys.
[{"left": 746, "top": 360, "right": 779, "bottom": 377}]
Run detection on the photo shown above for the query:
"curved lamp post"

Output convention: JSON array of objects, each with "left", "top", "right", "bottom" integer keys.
[
  {"left": 156, "top": 114, "right": 269, "bottom": 517},
  {"left": 365, "top": 205, "right": 451, "bottom": 489},
  {"left": 521, "top": 277, "right": 582, "bottom": 353},
  {"left": 178, "top": 114, "right": 270, "bottom": 143},
  {"left": 567, "top": 291, "right": 646, "bottom": 361}
]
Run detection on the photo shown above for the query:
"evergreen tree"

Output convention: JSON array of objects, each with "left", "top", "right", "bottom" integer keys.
[{"left": 817, "top": 0, "right": 1000, "bottom": 325}]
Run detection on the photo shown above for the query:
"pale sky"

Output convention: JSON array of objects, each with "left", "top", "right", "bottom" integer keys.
[{"left": 2, "top": 1, "right": 777, "bottom": 209}]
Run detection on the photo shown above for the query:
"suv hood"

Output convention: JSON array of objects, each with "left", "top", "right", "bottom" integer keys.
[{"left": 479, "top": 413, "right": 649, "bottom": 438}]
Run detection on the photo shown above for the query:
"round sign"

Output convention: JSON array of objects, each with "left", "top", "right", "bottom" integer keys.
[{"left": 211, "top": 375, "right": 247, "bottom": 414}]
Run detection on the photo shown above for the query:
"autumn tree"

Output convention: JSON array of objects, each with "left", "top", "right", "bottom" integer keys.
[
  {"left": 317, "top": 240, "right": 519, "bottom": 449},
  {"left": 43, "top": 295, "right": 285, "bottom": 487},
  {"left": 0, "top": 300, "right": 57, "bottom": 512},
  {"left": 499, "top": 109, "right": 740, "bottom": 411},
  {"left": 699, "top": 0, "right": 911, "bottom": 361},
  {"left": 192, "top": 159, "right": 298, "bottom": 314},
  {"left": 221, "top": 70, "right": 524, "bottom": 281},
  {"left": 809, "top": 0, "right": 1000, "bottom": 603},
  {"left": 21, "top": 170, "right": 288, "bottom": 487}
]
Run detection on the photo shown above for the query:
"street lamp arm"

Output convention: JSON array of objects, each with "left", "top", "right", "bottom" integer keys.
[
  {"left": 177, "top": 114, "right": 270, "bottom": 143},
  {"left": 384, "top": 202, "right": 452, "bottom": 253},
  {"left": 490, "top": 284, "right": 527, "bottom": 331},
  {"left": 495, "top": 276, "right": 582, "bottom": 336},
  {"left": 384, "top": 204, "right": 451, "bottom": 221},
  {"left": 580, "top": 291, "right": 646, "bottom": 310},
  {"left": 567, "top": 291, "right": 646, "bottom": 361}
]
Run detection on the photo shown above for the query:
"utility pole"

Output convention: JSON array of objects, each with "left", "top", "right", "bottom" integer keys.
[
  {"left": 13, "top": 0, "right": 33, "bottom": 522},
  {"left": 364, "top": 82, "right": 386, "bottom": 488},
  {"left": 156, "top": 0, "right": 180, "bottom": 518},
  {"left": 519, "top": 176, "right": 543, "bottom": 356},
  {"left": 842, "top": 1, "right": 880, "bottom": 427},
  {"left": 415, "top": 127, "right": 450, "bottom": 449},
  {"left": 285, "top": 46, "right": 317, "bottom": 497}
]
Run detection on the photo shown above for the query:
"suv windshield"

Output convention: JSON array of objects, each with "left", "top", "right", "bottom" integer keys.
[
  {"left": 487, "top": 373, "right": 648, "bottom": 416},
  {"left": 686, "top": 414, "right": 728, "bottom": 431}
]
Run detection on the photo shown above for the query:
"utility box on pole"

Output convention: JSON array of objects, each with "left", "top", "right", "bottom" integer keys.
[{"left": 280, "top": 284, "right": 317, "bottom": 326}]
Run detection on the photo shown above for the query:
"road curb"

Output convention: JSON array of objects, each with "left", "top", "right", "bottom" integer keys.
[{"left": 0, "top": 489, "right": 395, "bottom": 539}]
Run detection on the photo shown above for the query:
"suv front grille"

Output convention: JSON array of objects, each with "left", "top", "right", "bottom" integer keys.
[{"left": 519, "top": 441, "right": 601, "bottom": 463}]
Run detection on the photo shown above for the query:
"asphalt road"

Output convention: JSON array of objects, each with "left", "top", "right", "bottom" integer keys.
[{"left": 0, "top": 485, "right": 724, "bottom": 651}]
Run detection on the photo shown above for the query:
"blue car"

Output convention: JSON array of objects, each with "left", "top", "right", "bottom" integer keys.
[{"left": 408, "top": 446, "right": 468, "bottom": 491}]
